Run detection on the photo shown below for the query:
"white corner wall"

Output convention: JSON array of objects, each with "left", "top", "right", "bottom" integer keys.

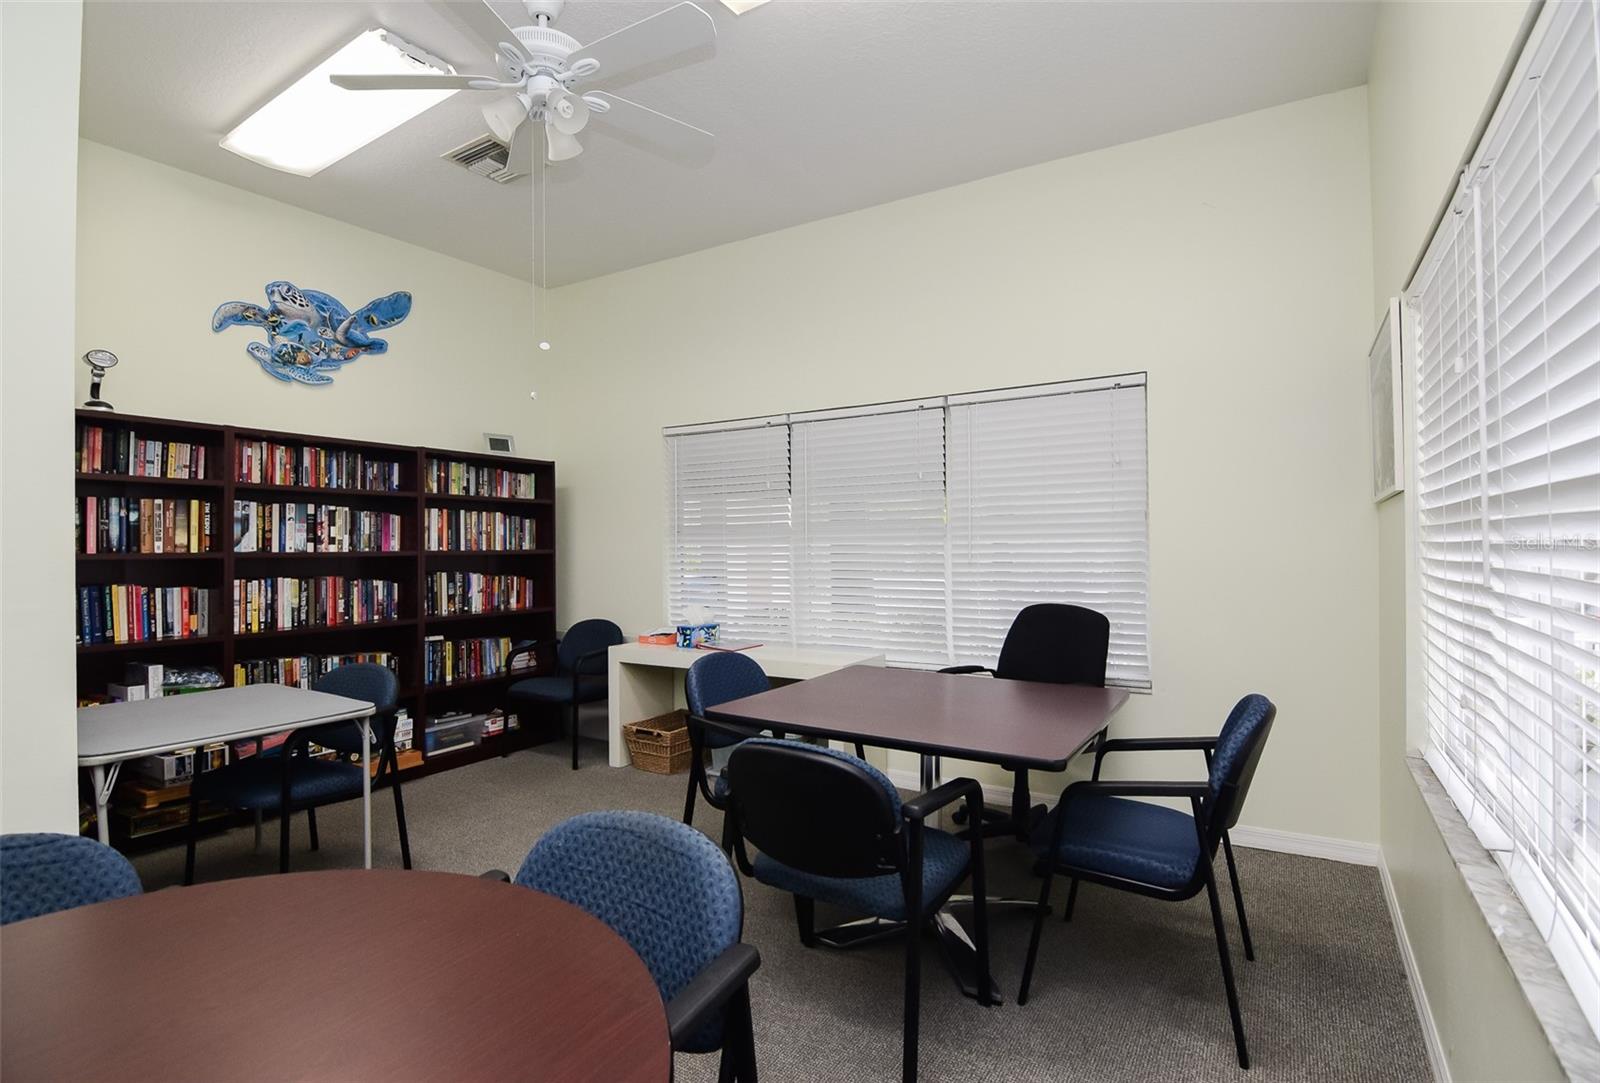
[
  {"left": 73, "top": 140, "right": 551, "bottom": 456},
  {"left": 1366, "top": 2, "right": 1564, "bottom": 1079},
  {"left": 1, "top": 1, "right": 86, "bottom": 833},
  {"left": 546, "top": 88, "right": 1381, "bottom": 845}
]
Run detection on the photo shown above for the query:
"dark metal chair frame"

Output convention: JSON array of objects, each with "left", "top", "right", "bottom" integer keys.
[
  {"left": 1016, "top": 700, "right": 1277, "bottom": 1070},
  {"left": 721, "top": 737, "right": 994, "bottom": 1083}
]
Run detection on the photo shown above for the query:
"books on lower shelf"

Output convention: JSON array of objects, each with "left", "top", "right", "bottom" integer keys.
[
  {"left": 425, "top": 572, "right": 538, "bottom": 616},
  {"left": 233, "top": 501, "right": 403, "bottom": 554},
  {"left": 424, "top": 635, "right": 526, "bottom": 686},
  {"left": 233, "top": 577, "right": 401, "bottom": 634},
  {"left": 78, "top": 585, "right": 214, "bottom": 645},
  {"left": 79, "top": 496, "right": 215, "bottom": 554},
  {"left": 233, "top": 651, "right": 399, "bottom": 689},
  {"left": 426, "top": 458, "right": 535, "bottom": 499},
  {"left": 78, "top": 425, "right": 209, "bottom": 479},
  {"left": 424, "top": 508, "right": 537, "bottom": 552},
  {"left": 236, "top": 440, "right": 404, "bottom": 491}
]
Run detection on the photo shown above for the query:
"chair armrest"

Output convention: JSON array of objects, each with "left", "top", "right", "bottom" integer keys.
[
  {"left": 692, "top": 713, "right": 762, "bottom": 745},
  {"left": 938, "top": 665, "right": 994, "bottom": 676},
  {"left": 1064, "top": 779, "right": 1210, "bottom": 801},
  {"left": 479, "top": 869, "right": 512, "bottom": 883},
  {"left": 904, "top": 777, "right": 983, "bottom": 822},
  {"left": 665, "top": 943, "right": 761, "bottom": 1049},
  {"left": 505, "top": 642, "right": 540, "bottom": 673},
  {"left": 1098, "top": 736, "right": 1217, "bottom": 754}
]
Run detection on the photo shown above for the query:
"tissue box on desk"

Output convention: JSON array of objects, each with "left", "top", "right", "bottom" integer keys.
[{"left": 674, "top": 622, "right": 720, "bottom": 648}]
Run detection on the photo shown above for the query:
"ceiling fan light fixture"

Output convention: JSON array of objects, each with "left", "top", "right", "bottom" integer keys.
[
  {"left": 719, "top": 0, "right": 771, "bottom": 13},
  {"left": 221, "top": 29, "right": 457, "bottom": 177},
  {"left": 482, "top": 94, "right": 529, "bottom": 145},
  {"left": 544, "top": 125, "right": 584, "bottom": 162}
]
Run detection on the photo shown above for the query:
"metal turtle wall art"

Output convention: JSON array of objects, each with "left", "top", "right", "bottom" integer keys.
[{"left": 212, "top": 281, "right": 412, "bottom": 386}]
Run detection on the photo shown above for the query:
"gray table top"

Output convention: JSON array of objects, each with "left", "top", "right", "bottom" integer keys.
[{"left": 77, "top": 684, "right": 374, "bottom": 766}]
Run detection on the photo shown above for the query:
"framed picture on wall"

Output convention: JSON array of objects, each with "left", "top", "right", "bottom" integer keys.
[{"left": 1369, "top": 298, "right": 1403, "bottom": 503}]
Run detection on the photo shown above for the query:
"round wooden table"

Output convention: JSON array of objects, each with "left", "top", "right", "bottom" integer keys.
[{"left": 0, "top": 870, "right": 671, "bottom": 1082}]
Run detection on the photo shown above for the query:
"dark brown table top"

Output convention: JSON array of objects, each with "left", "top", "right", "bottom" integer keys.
[
  {"left": 706, "top": 664, "right": 1130, "bottom": 770},
  {"left": 1, "top": 870, "right": 670, "bottom": 1083}
]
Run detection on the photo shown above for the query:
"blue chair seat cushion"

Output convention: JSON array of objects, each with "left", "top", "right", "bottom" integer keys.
[
  {"left": 193, "top": 757, "right": 364, "bottom": 811},
  {"left": 507, "top": 675, "right": 607, "bottom": 705},
  {"left": 751, "top": 828, "right": 970, "bottom": 920},
  {"left": 1032, "top": 794, "right": 1201, "bottom": 890}
]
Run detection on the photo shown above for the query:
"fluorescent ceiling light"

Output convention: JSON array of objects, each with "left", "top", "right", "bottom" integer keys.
[
  {"left": 221, "top": 30, "right": 457, "bottom": 177},
  {"left": 719, "top": 0, "right": 771, "bottom": 13}
]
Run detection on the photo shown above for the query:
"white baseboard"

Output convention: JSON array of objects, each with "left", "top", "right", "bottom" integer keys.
[
  {"left": 1226, "top": 824, "right": 1380, "bottom": 867},
  {"left": 1379, "top": 857, "right": 1450, "bottom": 1083}
]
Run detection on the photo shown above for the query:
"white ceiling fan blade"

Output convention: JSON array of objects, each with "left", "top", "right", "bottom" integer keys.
[
  {"left": 331, "top": 73, "right": 483, "bottom": 91},
  {"left": 584, "top": 91, "right": 714, "bottom": 159},
  {"left": 446, "top": 0, "right": 527, "bottom": 52},
  {"left": 567, "top": 2, "right": 716, "bottom": 84}
]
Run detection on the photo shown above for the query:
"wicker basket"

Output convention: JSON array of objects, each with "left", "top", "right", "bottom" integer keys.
[{"left": 623, "top": 711, "right": 695, "bottom": 775}]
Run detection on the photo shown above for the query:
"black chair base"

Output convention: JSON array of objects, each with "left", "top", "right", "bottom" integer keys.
[{"left": 806, "top": 906, "right": 1005, "bottom": 1005}]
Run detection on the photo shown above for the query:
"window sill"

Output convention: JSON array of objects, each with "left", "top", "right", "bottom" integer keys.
[{"left": 1407, "top": 755, "right": 1600, "bottom": 1080}]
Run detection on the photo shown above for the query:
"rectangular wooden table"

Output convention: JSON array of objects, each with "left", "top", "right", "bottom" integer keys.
[{"left": 707, "top": 664, "right": 1130, "bottom": 1002}]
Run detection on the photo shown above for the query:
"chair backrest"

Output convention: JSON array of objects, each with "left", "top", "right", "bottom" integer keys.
[
  {"left": 309, "top": 662, "right": 401, "bottom": 752},
  {"left": 725, "top": 738, "right": 902, "bottom": 879},
  {"left": 515, "top": 811, "right": 742, "bottom": 1009},
  {"left": 994, "top": 604, "right": 1111, "bottom": 686},
  {"left": 557, "top": 619, "right": 625, "bottom": 674},
  {"left": 685, "top": 653, "right": 770, "bottom": 750},
  {"left": 1204, "top": 694, "right": 1277, "bottom": 841},
  {"left": 1, "top": 833, "right": 142, "bottom": 925}
]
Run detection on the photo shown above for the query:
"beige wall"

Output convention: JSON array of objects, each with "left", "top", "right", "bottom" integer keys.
[
  {"left": 1, "top": 1, "right": 86, "bottom": 833},
  {"left": 74, "top": 140, "right": 549, "bottom": 457},
  {"left": 1365, "top": 1, "right": 1562, "bottom": 1079},
  {"left": 546, "top": 88, "right": 1381, "bottom": 843}
]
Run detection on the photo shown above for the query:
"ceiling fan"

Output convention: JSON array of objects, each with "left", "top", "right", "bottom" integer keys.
[{"left": 331, "top": 0, "right": 717, "bottom": 167}]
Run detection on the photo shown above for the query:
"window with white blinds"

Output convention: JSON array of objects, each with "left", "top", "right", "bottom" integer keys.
[
  {"left": 1409, "top": 0, "right": 1600, "bottom": 1036},
  {"left": 663, "top": 374, "right": 1151, "bottom": 683}
]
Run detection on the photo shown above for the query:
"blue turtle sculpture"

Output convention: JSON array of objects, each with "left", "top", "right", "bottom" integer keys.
[{"left": 212, "top": 281, "right": 412, "bottom": 385}]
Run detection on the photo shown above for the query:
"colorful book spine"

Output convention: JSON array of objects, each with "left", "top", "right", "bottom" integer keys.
[
  {"left": 424, "top": 458, "right": 536, "bottom": 499},
  {"left": 423, "top": 635, "right": 514, "bottom": 687},
  {"left": 231, "top": 501, "right": 402, "bottom": 554},
  {"left": 76, "top": 585, "right": 213, "bottom": 644},
  {"left": 423, "top": 509, "right": 537, "bottom": 552},
  {"left": 424, "top": 572, "right": 538, "bottom": 616},
  {"left": 234, "top": 440, "right": 402, "bottom": 492},
  {"left": 77, "top": 426, "right": 208, "bottom": 479},
  {"left": 232, "top": 577, "right": 402, "bottom": 634}
]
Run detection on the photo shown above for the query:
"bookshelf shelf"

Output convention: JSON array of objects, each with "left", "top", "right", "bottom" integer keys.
[{"left": 75, "top": 410, "right": 559, "bottom": 848}]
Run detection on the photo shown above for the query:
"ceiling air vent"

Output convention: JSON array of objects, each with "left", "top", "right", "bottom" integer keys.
[{"left": 440, "top": 134, "right": 525, "bottom": 184}]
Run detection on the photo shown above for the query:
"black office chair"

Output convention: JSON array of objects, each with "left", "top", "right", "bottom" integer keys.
[
  {"left": 1016, "top": 693, "right": 1277, "bottom": 1070},
  {"left": 506, "top": 618, "right": 626, "bottom": 770},
  {"left": 940, "top": 603, "right": 1110, "bottom": 838},
  {"left": 723, "top": 737, "right": 993, "bottom": 1083},
  {"left": 185, "top": 663, "right": 408, "bottom": 884}
]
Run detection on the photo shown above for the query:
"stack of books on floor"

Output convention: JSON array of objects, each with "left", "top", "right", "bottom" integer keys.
[
  {"left": 78, "top": 585, "right": 214, "bottom": 645},
  {"left": 79, "top": 496, "right": 216, "bottom": 554},
  {"left": 233, "top": 501, "right": 403, "bottom": 553},
  {"left": 235, "top": 440, "right": 403, "bottom": 491},
  {"left": 425, "top": 458, "right": 536, "bottom": 498},
  {"left": 79, "top": 426, "right": 208, "bottom": 478},
  {"left": 424, "top": 572, "right": 538, "bottom": 616},
  {"left": 423, "top": 508, "right": 538, "bottom": 551},
  {"left": 233, "top": 577, "right": 401, "bottom": 633}
]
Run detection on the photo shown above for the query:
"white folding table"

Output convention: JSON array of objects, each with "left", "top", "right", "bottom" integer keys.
[{"left": 78, "top": 684, "right": 378, "bottom": 866}]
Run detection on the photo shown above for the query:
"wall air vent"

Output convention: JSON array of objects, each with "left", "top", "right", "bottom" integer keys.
[{"left": 440, "top": 134, "right": 525, "bottom": 184}]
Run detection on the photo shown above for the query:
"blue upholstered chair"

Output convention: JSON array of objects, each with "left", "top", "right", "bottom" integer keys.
[
  {"left": 506, "top": 619, "right": 626, "bottom": 770},
  {"left": 723, "top": 738, "right": 992, "bottom": 1083},
  {"left": 499, "top": 811, "right": 760, "bottom": 1080},
  {"left": 184, "top": 663, "right": 407, "bottom": 884},
  {"left": 1016, "top": 693, "right": 1278, "bottom": 1070},
  {"left": 682, "top": 652, "right": 769, "bottom": 833},
  {"left": 1, "top": 833, "right": 142, "bottom": 925}
]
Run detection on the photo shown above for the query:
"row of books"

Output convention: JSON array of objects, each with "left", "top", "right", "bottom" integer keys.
[
  {"left": 78, "top": 426, "right": 210, "bottom": 479},
  {"left": 232, "top": 651, "right": 399, "bottom": 689},
  {"left": 426, "top": 458, "right": 537, "bottom": 499},
  {"left": 235, "top": 440, "right": 404, "bottom": 492},
  {"left": 232, "top": 501, "right": 404, "bottom": 554},
  {"left": 423, "top": 509, "right": 538, "bottom": 552},
  {"left": 79, "top": 496, "right": 216, "bottom": 554},
  {"left": 77, "top": 585, "right": 215, "bottom": 645},
  {"left": 425, "top": 572, "right": 539, "bottom": 617},
  {"left": 233, "top": 577, "right": 402, "bottom": 634},
  {"left": 424, "top": 635, "right": 532, "bottom": 686}
]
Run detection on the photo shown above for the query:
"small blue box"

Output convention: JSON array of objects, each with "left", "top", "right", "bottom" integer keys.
[{"left": 675, "top": 622, "right": 720, "bottom": 648}]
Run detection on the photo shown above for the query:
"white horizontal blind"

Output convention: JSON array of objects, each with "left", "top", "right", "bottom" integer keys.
[
  {"left": 665, "top": 424, "right": 793, "bottom": 644},
  {"left": 1411, "top": 0, "right": 1600, "bottom": 1036},
  {"left": 791, "top": 407, "right": 949, "bottom": 665},
  {"left": 948, "top": 383, "right": 1150, "bottom": 688}
]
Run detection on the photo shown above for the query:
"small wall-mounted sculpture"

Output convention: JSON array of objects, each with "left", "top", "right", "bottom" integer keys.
[{"left": 212, "top": 281, "right": 412, "bottom": 386}]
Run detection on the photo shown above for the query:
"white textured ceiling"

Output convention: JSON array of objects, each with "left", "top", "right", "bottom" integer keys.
[{"left": 79, "top": 0, "right": 1376, "bottom": 285}]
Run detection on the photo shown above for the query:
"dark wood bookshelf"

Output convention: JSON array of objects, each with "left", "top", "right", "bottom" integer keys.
[{"left": 75, "top": 410, "right": 559, "bottom": 847}]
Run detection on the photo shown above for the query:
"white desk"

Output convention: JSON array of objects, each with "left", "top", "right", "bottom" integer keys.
[
  {"left": 606, "top": 643, "right": 885, "bottom": 767},
  {"left": 78, "top": 685, "right": 377, "bottom": 865}
]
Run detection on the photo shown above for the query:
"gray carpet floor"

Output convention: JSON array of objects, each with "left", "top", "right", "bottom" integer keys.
[{"left": 133, "top": 732, "right": 1431, "bottom": 1082}]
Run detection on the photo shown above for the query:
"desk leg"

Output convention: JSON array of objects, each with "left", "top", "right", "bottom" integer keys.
[
  {"left": 91, "top": 763, "right": 120, "bottom": 845},
  {"left": 608, "top": 661, "right": 677, "bottom": 768},
  {"left": 360, "top": 718, "right": 372, "bottom": 869}
]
